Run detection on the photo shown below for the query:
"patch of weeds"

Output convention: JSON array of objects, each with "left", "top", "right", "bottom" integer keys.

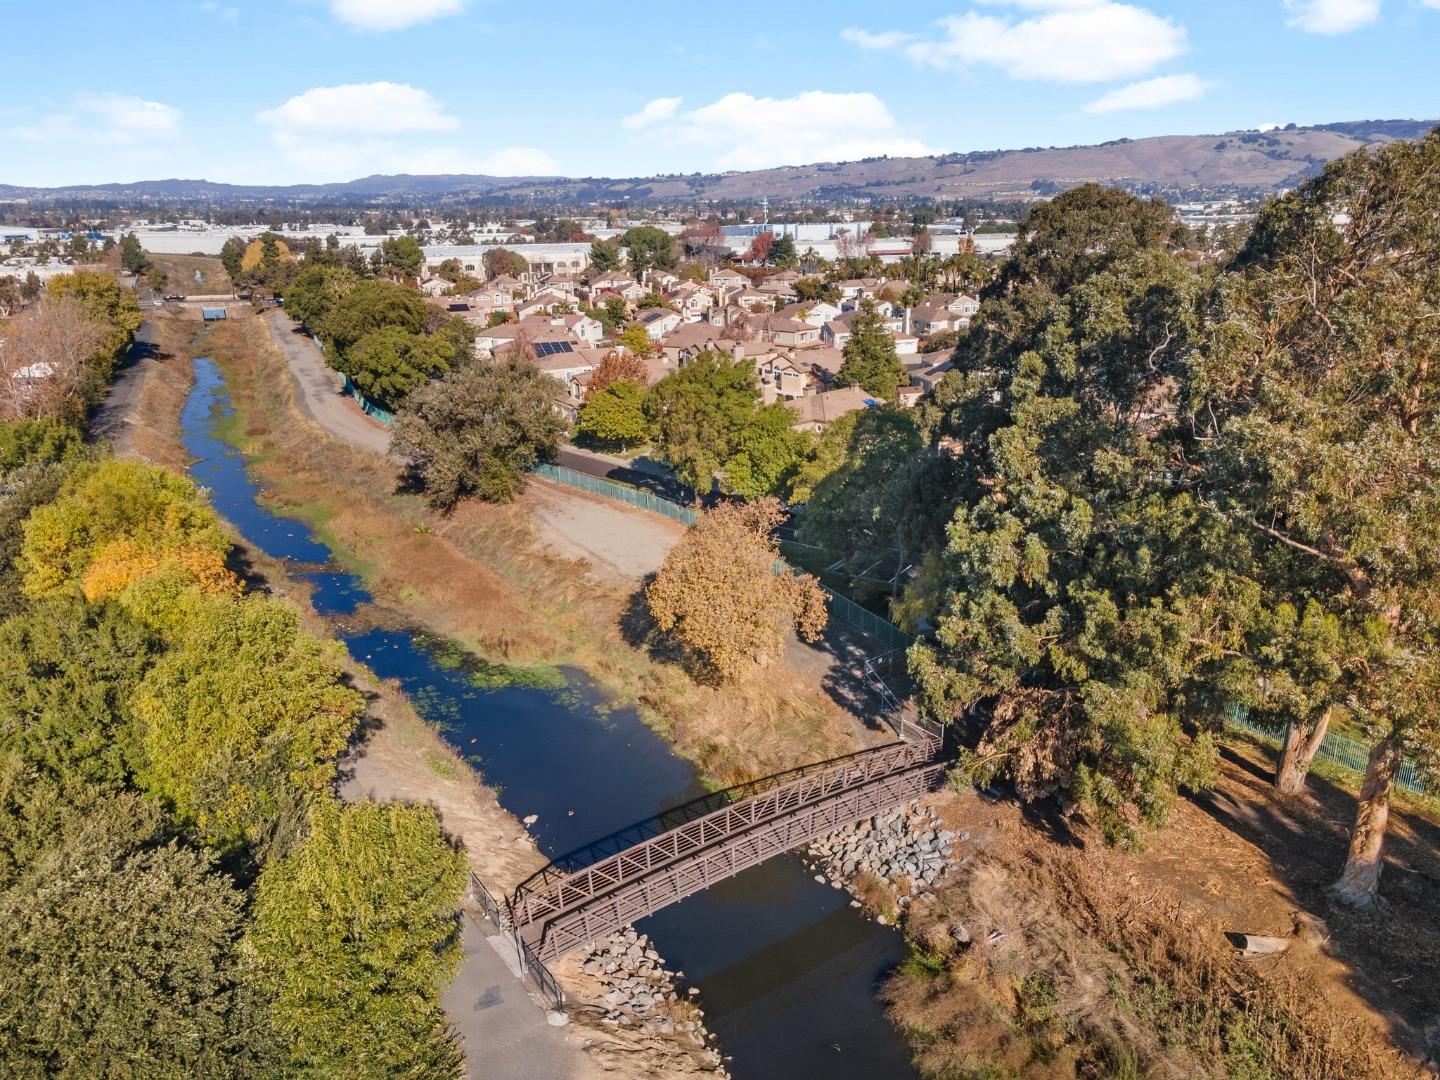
[
  {"left": 899, "top": 946, "right": 949, "bottom": 981},
  {"left": 423, "top": 750, "right": 460, "bottom": 781}
]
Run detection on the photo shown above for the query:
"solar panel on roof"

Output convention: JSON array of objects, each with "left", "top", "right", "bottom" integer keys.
[{"left": 534, "top": 340, "right": 574, "bottom": 356}]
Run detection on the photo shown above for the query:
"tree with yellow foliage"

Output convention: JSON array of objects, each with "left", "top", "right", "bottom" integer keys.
[{"left": 20, "top": 459, "right": 230, "bottom": 596}]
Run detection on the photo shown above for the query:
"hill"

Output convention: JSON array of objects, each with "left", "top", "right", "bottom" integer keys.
[{"left": 1, "top": 119, "right": 1433, "bottom": 207}]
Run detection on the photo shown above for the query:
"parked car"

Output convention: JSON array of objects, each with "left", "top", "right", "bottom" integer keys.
[{"left": 163, "top": 293, "right": 186, "bottom": 302}]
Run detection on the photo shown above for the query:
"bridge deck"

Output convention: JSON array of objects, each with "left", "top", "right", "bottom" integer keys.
[{"left": 525, "top": 759, "right": 946, "bottom": 961}]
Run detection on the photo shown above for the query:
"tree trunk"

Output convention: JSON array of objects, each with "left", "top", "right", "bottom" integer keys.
[
  {"left": 1275, "top": 706, "right": 1332, "bottom": 794},
  {"left": 1330, "top": 736, "right": 1405, "bottom": 908}
]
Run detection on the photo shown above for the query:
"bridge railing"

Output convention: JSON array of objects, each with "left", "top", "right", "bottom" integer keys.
[
  {"left": 510, "top": 739, "right": 940, "bottom": 899},
  {"left": 532, "top": 760, "right": 948, "bottom": 961},
  {"left": 509, "top": 736, "right": 939, "bottom": 931}
]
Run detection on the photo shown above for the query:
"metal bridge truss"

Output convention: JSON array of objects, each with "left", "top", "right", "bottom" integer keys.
[
  {"left": 524, "top": 758, "right": 946, "bottom": 961},
  {"left": 510, "top": 736, "right": 937, "bottom": 930}
]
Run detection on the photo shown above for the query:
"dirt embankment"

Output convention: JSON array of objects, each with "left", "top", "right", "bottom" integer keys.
[{"left": 877, "top": 735, "right": 1440, "bottom": 1079}]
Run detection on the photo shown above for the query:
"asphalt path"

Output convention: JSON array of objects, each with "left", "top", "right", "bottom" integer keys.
[{"left": 90, "top": 316, "right": 160, "bottom": 451}]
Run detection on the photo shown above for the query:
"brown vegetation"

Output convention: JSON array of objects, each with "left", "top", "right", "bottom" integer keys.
[
  {"left": 0, "top": 295, "right": 107, "bottom": 421},
  {"left": 646, "top": 498, "right": 828, "bottom": 684},
  {"left": 206, "top": 315, "right": 857, "bottom": 785}
]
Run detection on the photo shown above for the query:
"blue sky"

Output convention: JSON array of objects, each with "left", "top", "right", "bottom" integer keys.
[{"left": 2, "top": 0, "right": 1437, "bottom": 186}]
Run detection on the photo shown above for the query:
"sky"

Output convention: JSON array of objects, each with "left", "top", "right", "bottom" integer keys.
[{"left": 2, "top": 0, "right": 1437, "bottom": 187}]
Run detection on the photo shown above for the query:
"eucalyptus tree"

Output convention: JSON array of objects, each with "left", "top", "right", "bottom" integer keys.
[{"left": 1192, "top": 129, "right": 1440, "bottom": 905}]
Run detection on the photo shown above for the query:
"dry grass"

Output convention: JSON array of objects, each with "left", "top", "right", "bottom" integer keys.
[
  {"left": 148, "top": 252, "right": 232, "bottom": 295},
  {"left": 886, "top": 846, "right": 1427, "bottom": 1080},
  {"left": 206, "top": 315, "right": 860, "bottom": 785}
]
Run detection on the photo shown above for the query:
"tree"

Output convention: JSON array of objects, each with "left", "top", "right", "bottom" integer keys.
[
  {"left": 1192, "top": 131, "right": 1440, "bottom": 905},
  {"left": 792, "top": 409, "right": 946, "bottom": 600},
  {"left": 482, "top": 247, "right": 528, "bottom": 280},
  {"left": 589, "top": 238, "right": 622, "bottom": 274},
  {"left": 576, "top": 380, "right": 648, "bottom": 450},
  {"left": 392, "top": 358, "right": 564, "bottom": 510},
  {"left": 20, "top": 458, "right": 230, "bottom": 597},
  {"left": 131, "top": 591, "right": 364, "bottom": 859},
  {"left": 837, "top": 300, "right": 904, "bottom": 400},
  {"left": 585, "top": 349, "right": 648, "bottom": 397},
  {"left": 46, "top": 269, "right": 142, "bottom": 383},
  {"left": 617, "top": 322, "right": 654, "bottom": 356},
  {"left": 282, "top": 263, "right": 357, "bottom": 329},
  {"left": 720, "top": 402, "right": 809, "bottom": 500},
  {"left": 219, "top": 237, "right": 246, "bottom": 282},
  {"left": 145, "top": 263, "right": 169, "bottom": 294},
  {"left": 0, "top": 790, "right": 277, "bottom": 1078},
  {"left": 597, "top": 294, "right": 630, "bottom": 334},
  {"left": 621, "top": 226, "right": 678, "bottom": 277},
  {"left": 646, "top": 499, "right": 827, "bottom": 683},
  {"left": 643, "top": 351, "right": 763, "bottom": 492},
  {"left": 768, "top": 234, "right": 798, "bottom": 267},
  {"left": 0, "top": 596, "right": 155, "bottom": 790},
  {"left": 379, "top": 235, "right": 424, "bottom": 280},
  {"left": 118, "top": 232, "right": 149, "bottom": 274},
  {"left": 0, "top": 295, "right": 108, "bottom": 422},
  {"left": 248, "top": 799, "right": 467, "bottom": 1078},
  {"left": 319, "top": 279, "right": 429, "bottom": 362},
  {"left": 904, "top": 234, "right": 1221, "bottom": 849},
  {"left": 747, "top": 231, "right": 775, "bottom": 265},
  {"left": 337, "top": 325, "right": 461, "bottom": 411}
]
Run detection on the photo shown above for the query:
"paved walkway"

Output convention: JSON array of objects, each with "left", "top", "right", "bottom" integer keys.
[
  {"left": 91, "top": 318, "right": 159, "bottom": 455},
  {"left": 442, "top": 906, "right": 581, "bottom": 1080}
]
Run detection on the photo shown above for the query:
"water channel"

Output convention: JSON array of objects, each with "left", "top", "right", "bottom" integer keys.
[{"left": 182, "top": 357, "right": 917, "bottom": 1080}]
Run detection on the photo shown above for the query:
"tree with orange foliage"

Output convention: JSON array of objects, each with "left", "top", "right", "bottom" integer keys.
[
  {"left": 584, "top": 350, "right": 648, "bottom": 400},
  {"left": 646, "top": 498, "right": 827, "bottom": 683}
]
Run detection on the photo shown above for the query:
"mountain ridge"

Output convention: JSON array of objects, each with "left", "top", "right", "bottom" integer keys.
[{"left": 2, "top": 118, "right": 1433, "bottom": 205}]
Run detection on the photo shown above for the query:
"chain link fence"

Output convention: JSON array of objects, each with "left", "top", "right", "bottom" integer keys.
[
  {"left": 1226, "top": 707, "right": 1428, "bottom": 796},
  {"left": 532, "top": 463, "right": 698, "bottom": 525}
]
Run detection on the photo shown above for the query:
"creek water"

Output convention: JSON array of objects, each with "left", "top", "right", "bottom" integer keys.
[{"left": 182, "top": 357, "right": 917, "bottom": 1080}]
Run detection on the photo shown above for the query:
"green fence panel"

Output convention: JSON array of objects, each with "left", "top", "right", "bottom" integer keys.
[
  {"left": 340, "top": 373, "right": 395, "bottom": 424},
  {"left": 1226, "top": 707, "right": 1428, "bottom": 796}
]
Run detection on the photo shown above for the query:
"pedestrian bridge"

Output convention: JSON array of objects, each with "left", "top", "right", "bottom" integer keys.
[{"left": 502, "top": 708, "right": 945, "bottom": 964}]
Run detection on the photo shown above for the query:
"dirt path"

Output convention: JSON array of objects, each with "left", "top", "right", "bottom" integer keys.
[{"left": 265, "top": 309, "right": 390, "bottom": 456}]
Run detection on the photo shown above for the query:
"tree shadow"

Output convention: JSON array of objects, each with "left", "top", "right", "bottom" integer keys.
[{"left": 1189, "top": 737, "right": 1440, "bottom": 1061}]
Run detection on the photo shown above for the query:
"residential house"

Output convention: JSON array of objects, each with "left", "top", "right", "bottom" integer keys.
[
  {"left": 475, "top": 313, "right": 596, "bottom": 357},
  {"left": 785, "top": 387, "right": 884, "bottom": 432},
  {"left": 756, "top": 315, "right": 820, "bottom": 349},
  {"left": 666, "top": 281, "right": 717, "bottom": 322},
  {"left": 910, "top": 292, "right": 980, "bottom": 336},
  {"left": 515, "top": 288, "right": 577, "bottom": 318},
  {"left": 660, "top": 322, "right": 732, "bottom": 364},
  {"left": 778, "top": 299, "right": 842, "bottom": 327},
  {"left": 709, "top": 267, "right": 749, "bottom": 291},
  {"left": 734, "top": 289, "right": 776, "bottom": 313},
  {"left": 637, "top": 307, "right": 682, "bottom": 341},
  {"left": 755, "top": 352, "right": 814, "bottom": 403}
]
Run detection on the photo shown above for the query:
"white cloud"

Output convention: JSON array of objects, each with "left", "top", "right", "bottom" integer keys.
[
  {"left": 1083, "top": 73, "right": 1214, "bottom": 113},
  {"left": 622, "top": 97, "right": 683, "bottom": 130},
  {"left": 474, "top": 147, "right": 558, "bottom": 175},
  {"left": 329, "top": 0, "right": 464, "bottom": 31},
  {"left": 254, "top": 83, "right": 554, "bottom": 181},
  {"left": 1282, "top": 0, "right": 1380, "bottom": 32},
  {"left": 5, "top": 92, "right": 181, "bottom": 145},
  {"left": 257, "top": 82, "right": 458, "bottom": 135},
  {"left": 845, "top": 1, "right": 1187, "bottom": 83},
  {"left": 626, "top": 91, "right": 932, "bottom": 171},
  {"left": 839, "top": 27, "right": 915, "bottom": 49}
]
